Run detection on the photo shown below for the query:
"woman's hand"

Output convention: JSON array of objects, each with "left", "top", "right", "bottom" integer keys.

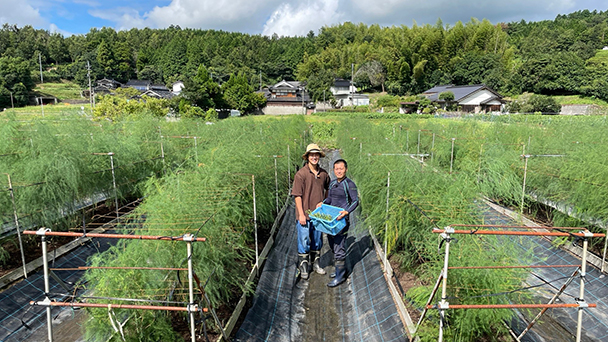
[{"left": 337, "top": 210, "right": 349, "bottom": 220}]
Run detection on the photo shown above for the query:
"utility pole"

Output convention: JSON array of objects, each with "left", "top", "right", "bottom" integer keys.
[
  {"left": 39, "top": 53, "right": 43, "bottom": 84},
  {"left": 10, "top": 92, "right": 14, "bottom": 109},
  {"left": 351, "top": 63, "right": 354, "bottom": 107},
  {"left": 87, "top": 61, "right": 93, "bottom": 113}
]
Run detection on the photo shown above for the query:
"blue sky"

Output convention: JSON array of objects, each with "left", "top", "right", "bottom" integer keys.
[{"left": 1, "top": 0, "right": 606, "bottom": 37}]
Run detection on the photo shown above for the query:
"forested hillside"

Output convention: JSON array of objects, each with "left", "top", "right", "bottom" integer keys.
[{"left": 1, "top": 9, "right": 607, "bottom": 107}]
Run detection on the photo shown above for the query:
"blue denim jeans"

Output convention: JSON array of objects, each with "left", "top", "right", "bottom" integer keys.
[{"left": 296, "top": 220, "right": 323, "bottom": 254}]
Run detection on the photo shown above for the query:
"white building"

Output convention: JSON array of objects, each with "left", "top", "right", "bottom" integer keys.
[
  {"left": 330, "top": 78, "right": 369, "bottom": 107},
  {"left": 421, "top": 84, "right": 504, "bottom": 113}
]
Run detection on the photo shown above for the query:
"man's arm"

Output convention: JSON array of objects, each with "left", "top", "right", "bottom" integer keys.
[{"left": 295, "top": 196, "right": 307, "bottom": 225}]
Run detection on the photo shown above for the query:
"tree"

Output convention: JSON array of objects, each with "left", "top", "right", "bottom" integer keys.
[
  {"left": 96, "top": 40, "right": 115, "bottom": 77},
  {"left": 0, "top": 56, "right": 34, "bottom": 105},
  {"left": 222, "top": 73, "right": 266, "bottom": 113},
  {"left": 520, "top": 94, "right": 560, "bottom": 114},
  {"left": 354, "top": 60, "right": 387, "bottom": 92},
  {"left": 182, "top": 65, "right": 223, "bottom": 110}
]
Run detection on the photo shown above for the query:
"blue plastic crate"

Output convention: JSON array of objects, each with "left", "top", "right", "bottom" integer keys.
[{"left": 309, "top": 204, "right": 346, "bottom": 235}]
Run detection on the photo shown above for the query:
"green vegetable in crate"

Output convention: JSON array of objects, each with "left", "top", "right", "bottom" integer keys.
[{"left": 310, "top": 212, "right": 334, "bottom": 221}]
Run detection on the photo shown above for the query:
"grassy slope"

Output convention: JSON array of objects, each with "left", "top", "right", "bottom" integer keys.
[{"left": 32, "top": 80, "right": 83, "bottom": 101}]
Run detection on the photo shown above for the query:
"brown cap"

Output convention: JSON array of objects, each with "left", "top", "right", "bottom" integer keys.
[{"left": 302, "top": 143, "right": 325, "bottom": 159}]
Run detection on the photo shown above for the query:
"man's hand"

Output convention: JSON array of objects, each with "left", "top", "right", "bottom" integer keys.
[
  {"left": 299, "top": 213, "right": 307, "bottom": 226},
  {"left": 316, "top": 202, "right": 323, "bottom": 208},
  {"left": 337, "top": 210, "right": 349, "bottom": 220}
]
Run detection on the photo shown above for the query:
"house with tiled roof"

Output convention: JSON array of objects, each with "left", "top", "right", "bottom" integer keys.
[
  {"left": 421, "top": 84, "right": 505, "bottom": 113},
  {"left": 261, "top": 80, "right": 312, "bottom": 115}
]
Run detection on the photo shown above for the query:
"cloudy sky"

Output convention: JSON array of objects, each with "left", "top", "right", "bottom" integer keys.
[{"left": 0, "top": 0, "right": 605, "bottom": 36}]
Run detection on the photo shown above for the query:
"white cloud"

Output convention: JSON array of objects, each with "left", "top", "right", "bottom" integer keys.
[
  {"left": 89, "top": 7, "right": 147, "bottom": 30},
  {"left": 0, "top": 0, "right": 46, "bottom": 27},
  {"left": 262, "top": 0, "right": 342, "bottom": 37},
  {"left": 89, "top": 0, "right": 281, "bottom": 32},
  {"left": 85, "top": 0, "right": 601, "bottom": 36},
  {"left": 49, "top": 23, "right": 74, "bottom": 36}
]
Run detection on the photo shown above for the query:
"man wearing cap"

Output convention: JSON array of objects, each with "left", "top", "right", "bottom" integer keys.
[{"left": 292, "top": 143, "right": 330, "bottom": 280}]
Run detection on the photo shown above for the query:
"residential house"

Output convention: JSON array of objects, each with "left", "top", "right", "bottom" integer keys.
[
  {"left": 261, "top": 80, "right": 312, "bottom": 115},
  {"left": 125, "top": 80, "right": 152, "bottom": 91},
  {"left": 329, "top": 78, "right": 369, "bottom": 107},
  {"left": 421, "top": 84, "right": 504, "bottom": 113},
  {"left": 132, "top": 84, "right": 174, "bottom": 100},
  {"left": 97, "top": 78, "right": 122, "bottom": 89}
]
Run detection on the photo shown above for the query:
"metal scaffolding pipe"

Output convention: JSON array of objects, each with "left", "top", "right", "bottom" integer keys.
[
  {"left": 41, "top": 232, "right": 53, "bottom": 342},
  {"left": 432, "top": 228, "right": 605, "bottom": 238},
  {"left": 50, "top": 266, "right": 188, "bottom": 271},
  {"left": 576, "top": 238, "right": 589, "bottom": 342},
  {"left": 426, "top": 303, "right": 596, "bottom": 309},
  {"left": 22, "top": 230, "right": 207, "bottom": 241},
  {"left": 448, "top": 264, "right": 579, "bottom": 270},
  {"left": 6, "top": 173, "right": 28, "bottom": 279},
  {"left": 31, "top": 301, "right": 203, "bottom": 312},
  {"left": 450, "top": 224, "right": 585, "bottom": 230},
  {"left": 186, "top": 235, "right": 196, "bottom": 342}
]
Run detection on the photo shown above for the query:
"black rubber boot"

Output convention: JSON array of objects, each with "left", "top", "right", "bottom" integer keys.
[
  {"left": 312, "top": 251, "right": 326, "bottom": 275},
  {"left": 327, "top": 260, "right": 346, "bottom": 287},
  {"left": 298, "top": 253, "right": 310, "bottom": 280}
]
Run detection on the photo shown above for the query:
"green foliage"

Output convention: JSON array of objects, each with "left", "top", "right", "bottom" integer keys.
[
  {"left": 334, "top": 118, "right": 529, "bottom": 340},
  {"left": 438, "top": 91, "right": 454, "bottom": 102},
  {"left": 93, "top": 95, "right": 170, "bottom": 120},
  {"left": 222, "top": 73, "right": 266, "bottom": 113},
  {"left": 375, "top": 94, "right": 401, "bottom": 108},
  {"left": 82, "top": 116, "right": 308, "bottom": 340},
  {"left": 182, "top": 65, "right": 223, "bottom": 110},
  {"left": 33, "top": 81, "right": 82, "bottom": 100}
]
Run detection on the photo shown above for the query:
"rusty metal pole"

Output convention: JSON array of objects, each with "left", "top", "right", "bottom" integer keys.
[{"left": 7, "top": 174, "right": 28, "bottom": 278}]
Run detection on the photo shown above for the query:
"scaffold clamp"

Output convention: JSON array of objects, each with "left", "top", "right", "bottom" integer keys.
[
  {"left": 187, "top": 303, "right": 198, "bottom": 313},
  {"left": 36, "top": 227, "right": 51, "bottom": 236},
  {"left": 438, "top": 301, "right": 449, "bottom": 310},
  {"left": 183, "top": 234, "right": 195, "bottom": 242},
  {"left": 582, "top": 230, "right": 594, "bottom": 238}
]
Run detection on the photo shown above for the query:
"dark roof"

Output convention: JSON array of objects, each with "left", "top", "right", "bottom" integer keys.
[
  {"left": 150, "top": 84, "right": 169, "bottom": 91},
  {"left": 136, "top": 89, "right": 175, "bottom": 99},
  {"left": 421, "top": 84, "right": 503, "bottom": 102},
  {"left": 334, "top": 78, "right": 351, "bottom": 87},
  {"left": 126, "top": 79, "right": 151, "bottom": 86}
]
